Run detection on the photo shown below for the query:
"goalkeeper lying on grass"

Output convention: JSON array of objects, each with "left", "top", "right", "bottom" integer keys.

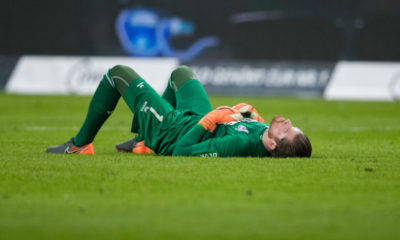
[{"left": 47, "top": 65, "right": 312, "bottom": 158}]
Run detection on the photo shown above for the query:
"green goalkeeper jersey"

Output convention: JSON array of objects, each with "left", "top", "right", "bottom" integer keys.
[{"left": 138, "top": 109, "right": 270, "bottom": 158}]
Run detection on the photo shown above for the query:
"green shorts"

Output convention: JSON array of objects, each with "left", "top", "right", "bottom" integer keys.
[{"left": 125, "top": 78, "right": 211, "bottom": 155}]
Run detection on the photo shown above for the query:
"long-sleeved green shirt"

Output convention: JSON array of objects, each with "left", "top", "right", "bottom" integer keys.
[
  {"left": 173, "top": 119, "right": 270, "bottom": 157},
  {"left": 137, "top": 108, "right": 270, "bottom": 157}
]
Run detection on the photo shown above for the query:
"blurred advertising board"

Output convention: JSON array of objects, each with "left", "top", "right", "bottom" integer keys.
[
  {"left": 5, "top": 56, "right": 178, "bottom": 95},
  {"left": 324, "top": 61, "right": 400, "bottom": 101},
  {"left": 3, "top": 56, "right": 400, "bottom": 101},
  {"left": 188, "top": 61, "right": 335, "bottom": 97}
]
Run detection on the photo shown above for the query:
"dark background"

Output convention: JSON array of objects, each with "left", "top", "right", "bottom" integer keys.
[{"left": 1, "top": 0, "right": 400, "bottom": 61}]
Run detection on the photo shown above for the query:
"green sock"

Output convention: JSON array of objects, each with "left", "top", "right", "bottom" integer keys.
[
  {"left": 161, "top": 65, "right": 195, "bottom": 108},
  {"left": 161, "top": 79, "right": 176, "bottom": 108},
  {"left": 74, "top": 75, "right": 120, "bottom": 146}
]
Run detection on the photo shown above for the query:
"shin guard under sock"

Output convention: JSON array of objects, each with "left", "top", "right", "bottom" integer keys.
[{"left": 73, "top": 75, "right": 120, "bottom": 146}]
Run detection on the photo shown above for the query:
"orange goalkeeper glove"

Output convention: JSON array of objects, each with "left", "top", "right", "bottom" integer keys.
[
  {"left": 199, "top": 106, "right": 243, "bottom": 132},
  {"left": 232, "top": 103, "right": 265, "bottom": 123}
]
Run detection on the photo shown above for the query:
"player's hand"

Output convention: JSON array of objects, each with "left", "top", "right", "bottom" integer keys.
[
  {"left": 199, "top": 106, "right": 243, "bottom": 132},
  {"left": 232, "top": 103, "right": 265, "bottom": 123}
]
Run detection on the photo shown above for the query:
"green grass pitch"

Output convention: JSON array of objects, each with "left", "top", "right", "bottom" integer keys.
[{"left": 0, "top": 93, "right": 399, "bottom": 240}]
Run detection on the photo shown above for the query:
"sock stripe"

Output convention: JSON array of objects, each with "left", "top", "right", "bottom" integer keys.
[
  {"left": 169, "top": 78, "right": 178, "bottom": 92},
  {"left": 105, "top": 73, "right": 115, "bottom": 88},
  {"left": 112, "top": 76, "right": 130, "bottom": 87}
]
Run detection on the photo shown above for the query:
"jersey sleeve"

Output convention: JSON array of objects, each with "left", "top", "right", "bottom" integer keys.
[{"left": 172, "top": 124, "right": 248, "bottom": 157}]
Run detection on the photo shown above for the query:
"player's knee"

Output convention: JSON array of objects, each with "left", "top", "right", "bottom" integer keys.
[
  {"left": 109, "top": 65, "right": 141, "bottom": 81},
  {"left": 172, "top": 65, "right": 193, "bottom": 77},
  {"left": 108, "top": 65, "right": 142, "bottom": 95},
  {"left": 109, "top": 65, "right": 129, "bottom": 74},
  {"left": 171, "top": 65, "right": 194, "bottom": 80},
  {"left": 170, "top": 65, "right": 195, "bottom": 90}
]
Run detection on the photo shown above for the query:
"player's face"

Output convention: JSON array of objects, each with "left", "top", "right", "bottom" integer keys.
[{"left": 268, "top": 115, "right": 302, "bottom": 142}]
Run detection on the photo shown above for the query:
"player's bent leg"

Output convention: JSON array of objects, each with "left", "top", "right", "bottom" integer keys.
[
  {"left": 106, "top": 65, "right": 153, "bottom": 154},
  {"left": 125, "top": 64, "right": 181, "bottom": 142},
  {"left": 46, "top": 70, "right": 122, "bottom": 154},
  {"left": 109, "top": 65, "right": 174, "bottom": 154},
  {"left": 159, "top": 65, "right": 198, "bottom": 109},
  {"left": 125, "top": 66, "right": 179, "bottom": 144},
  {"left": 73, "top": 73, "right": 121, "bottom": 147},
  {"left": 170, "top": 65, "right": 212, "bottom": 115},
  {"left": 169, "top": 65, "right": 195, "bottom": 91},
  {"left": 46, "top": 64, "right": 152, "bottom": 155},
  {"left": 108, "top": 65, "right": 141, "bottom": 96}
]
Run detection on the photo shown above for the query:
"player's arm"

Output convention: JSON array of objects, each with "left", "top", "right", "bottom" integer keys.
[
  {"left": 172, "top": 124, "right": 246, "bottom": 157},
  {"left": 172, "top": 107, "right": 245, "bottom": 157}
]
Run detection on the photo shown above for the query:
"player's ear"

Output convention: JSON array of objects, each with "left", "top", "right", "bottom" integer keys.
[{"left": 265, "top": 138, "right": 277, "bottom": 151}]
